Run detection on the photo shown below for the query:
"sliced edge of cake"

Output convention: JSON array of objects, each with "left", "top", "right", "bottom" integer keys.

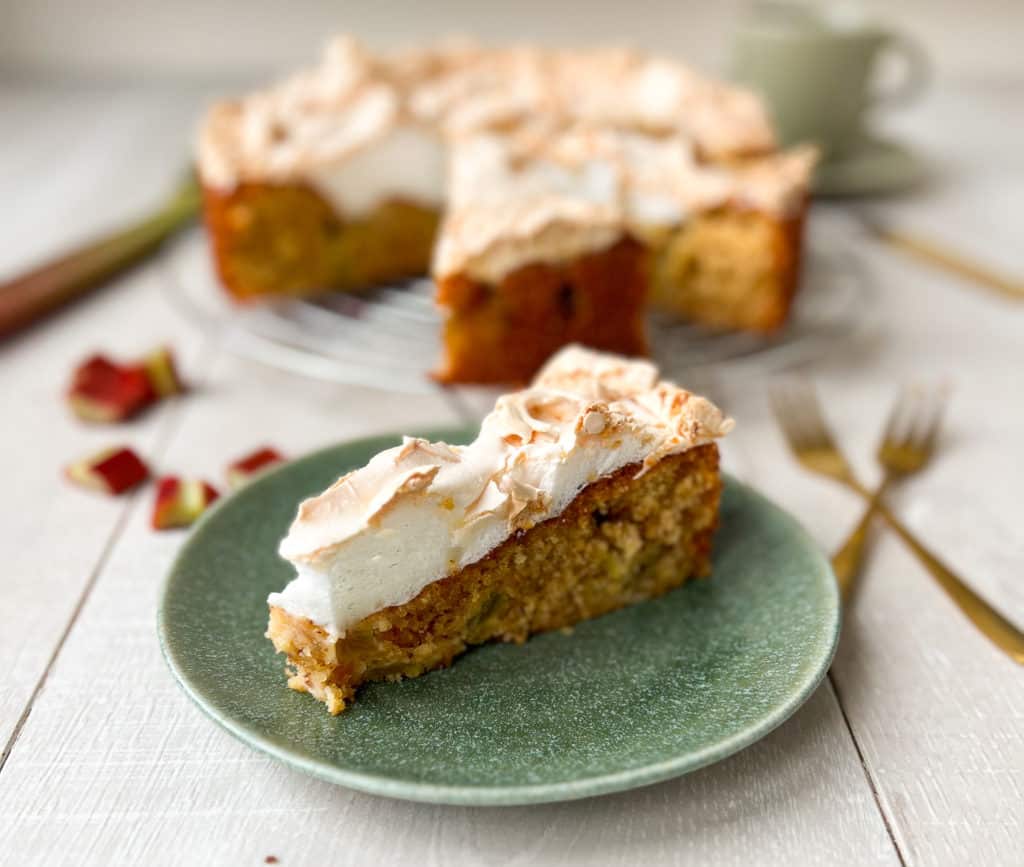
[{"left": 266, "top": 345, "right": 734, "bottom": 714}]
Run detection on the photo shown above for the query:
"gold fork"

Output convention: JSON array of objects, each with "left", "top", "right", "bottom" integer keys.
[
  {"left": 770, "top": 381, "right": 1024, "bottom": 663},
  {"left": 831, "top": 387, "right": 944, "bottom": 600}
]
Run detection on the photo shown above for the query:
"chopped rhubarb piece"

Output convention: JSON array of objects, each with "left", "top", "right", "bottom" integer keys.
[
  {"left": 68, "top": 354, "right": 156, "bottom": 423},
  {"left": 65, "top": 446, "right": 149, "bottom": 494},
  {"left": 151, "top": 476, "right": 219, "bottom": 530},
  {"left": 226, "top": 447, "right": 285, "bottom": 489},
  {"left": 142, "top": 346, "right": 186, "bottom": 398}
]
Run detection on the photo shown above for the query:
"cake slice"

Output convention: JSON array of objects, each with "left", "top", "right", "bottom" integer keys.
[
  {"left": 267, "top": 346, "right": 734, "bottom": 714},
  {"left": 431, "top": 126, "right": 814, "bottom": 383},
  {"left": 430, "top": 127, "right": 650, "bottom": 384}
]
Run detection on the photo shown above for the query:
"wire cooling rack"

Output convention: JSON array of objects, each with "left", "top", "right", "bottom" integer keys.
[{"left": 160, "top": 224, "right": 875, "bottom": 395}]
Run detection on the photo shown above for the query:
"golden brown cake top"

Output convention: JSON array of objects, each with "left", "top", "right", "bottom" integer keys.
[
  {"left": 270, "top": 346, "right": 733, "bottom": 637},
  {"left": 196, "top": 35, "right": 778, "bottom": 189}
]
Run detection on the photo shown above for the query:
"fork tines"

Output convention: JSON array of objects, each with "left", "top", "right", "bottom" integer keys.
[
  {"left": 882, "top": 384, "right": 949, "bottom": 450},
  {"left": 769, "top": 379, "right": 833, "bottom": 450}
]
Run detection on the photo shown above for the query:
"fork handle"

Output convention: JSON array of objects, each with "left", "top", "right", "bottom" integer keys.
[
  {"left": 832, "top": 476, "right": 893, "bottom": 601},
  {"left": 854, "top": 487, "right": 1024, "bottom": 663},
  {"left": 874, "top": 226, "right": 1024, "bottom": 301}
]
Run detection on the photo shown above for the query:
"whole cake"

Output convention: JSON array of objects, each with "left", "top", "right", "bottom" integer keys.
[
  {"left": 267, "top": 346, "right": 734, "bottom": 714},
  {"left": 197, "top": 36, "right": 815, "bottom": 383}
]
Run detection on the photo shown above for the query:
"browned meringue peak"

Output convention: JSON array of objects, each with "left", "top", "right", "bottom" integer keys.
[
  {"left": 526, "top": 346, "right": 736, "bottom": 470},
  {"left": 405, "top": 42, "right": 776, "bottom": 157},
  {"left": 197, "top": 36, "right": 401, "bottom": 187},
  {"left": 272, "top": 345, "right": 732, "bottom": 636},
  {"left": 540, "top": 48, "right": 775, "bottom": 158},
  {"left": 197, "top": 35, "right": 779, "bottom": 188}
]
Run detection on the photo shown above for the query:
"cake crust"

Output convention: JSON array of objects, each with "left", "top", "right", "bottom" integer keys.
[{"left": 267, "top": 442, "right": 722, "bottom": 714}]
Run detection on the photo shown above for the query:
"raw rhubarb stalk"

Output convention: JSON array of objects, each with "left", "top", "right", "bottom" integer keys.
[{"left": 0, "top": 173, "right": 199, "bottom": 339}]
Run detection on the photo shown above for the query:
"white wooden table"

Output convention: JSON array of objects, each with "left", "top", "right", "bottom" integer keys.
[{"left": 1, "top": 78, "right": 1022, "bottom": 866}]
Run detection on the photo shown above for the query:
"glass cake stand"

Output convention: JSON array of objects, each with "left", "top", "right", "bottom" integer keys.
[{"left": 160, "top": 222, "right": 876, "bottom": 395}]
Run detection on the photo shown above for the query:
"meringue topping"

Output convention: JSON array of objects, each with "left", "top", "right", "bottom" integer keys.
[
  {"left": 270, "top": 346, "right": 733, "bottom": 636},
  {"left": 196, "top": 35, "right": 778, "bottom": 190},
  {"left": 433, "top": 126, "right": 816, "bottom": 282},
  {"left": 197, "top": 36, "right": 814, "bottom": 279}
]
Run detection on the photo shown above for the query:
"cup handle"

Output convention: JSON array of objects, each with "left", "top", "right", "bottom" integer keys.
[{"left": 872, "top": 33, "right": 930, "bottom": 107}]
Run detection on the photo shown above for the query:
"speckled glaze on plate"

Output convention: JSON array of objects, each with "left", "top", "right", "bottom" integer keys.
[{"left": 158, "top": 429, "right": 840, "bottom": 806}]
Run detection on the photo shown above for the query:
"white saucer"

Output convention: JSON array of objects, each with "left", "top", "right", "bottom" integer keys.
[{"left": 814, "top": 135, "right": 927, "bottom": 197}]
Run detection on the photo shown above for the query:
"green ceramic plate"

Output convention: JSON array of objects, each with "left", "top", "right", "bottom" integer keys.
[{"left": 159, "top": 429, "right": 840, "bottom": 806}]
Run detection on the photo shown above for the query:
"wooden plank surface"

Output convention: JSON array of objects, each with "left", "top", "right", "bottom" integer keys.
[
  {"left": 725, "top": 81, "right": 1024, "bottom": 863},
  {"left": 0, "top": 268, "right": 213, "bottom": 752},
  {"left": 425, "top": 80, "right": 1024, "bottom": 865},
  {"left": 0, "top": 83, "right": 214, "bottom": 749},
  {"left": 823, "top": 85, "right": 1024, "bottom": 866},
  {"left": 1, "top": 79, "right": 1023, "bottom": 865},
  {"left": 0, "top": 350, "right": 895, "bottom": 866}
]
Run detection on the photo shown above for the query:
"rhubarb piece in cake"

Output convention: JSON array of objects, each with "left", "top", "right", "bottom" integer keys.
[{"left": 267, "top": 346, "right": 733, "bottom": 714}]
